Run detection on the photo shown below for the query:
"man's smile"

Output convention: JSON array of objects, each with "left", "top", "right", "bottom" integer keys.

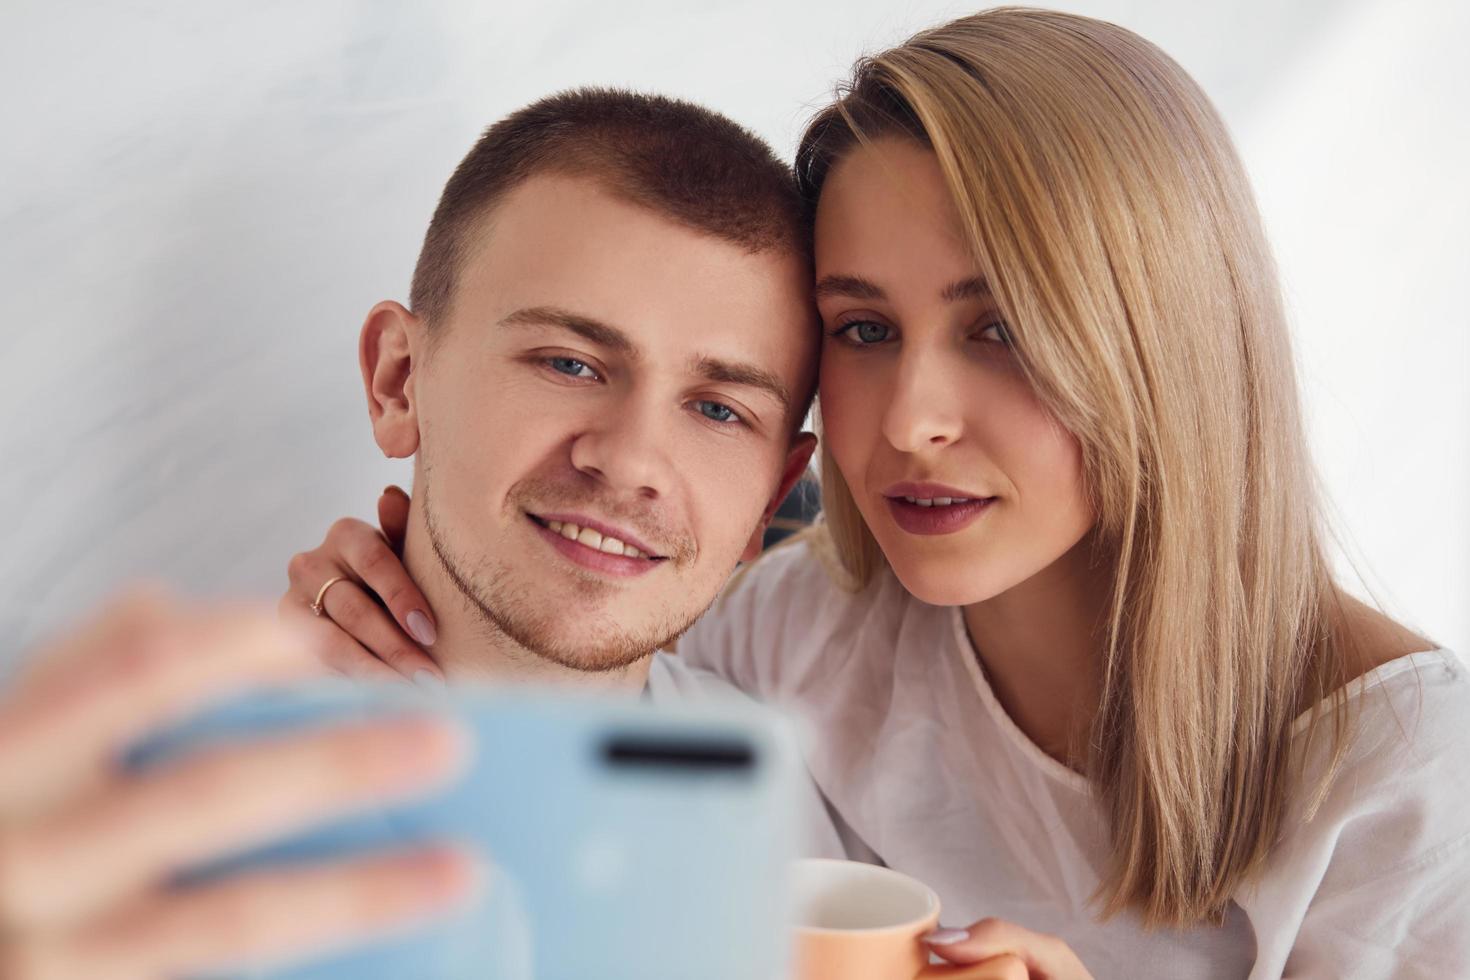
[{"left": 527, "top": 512, "right": 669, "bottom": 577}]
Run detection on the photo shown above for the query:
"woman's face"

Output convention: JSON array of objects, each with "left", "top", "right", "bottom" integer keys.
[{"left": 814, "top": 138, "right": 1095, "bottom": 606}]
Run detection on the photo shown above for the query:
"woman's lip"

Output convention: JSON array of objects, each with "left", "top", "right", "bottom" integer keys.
[
  {"left": 885, "top": 496, "right": 996, "bottom": 536},
  {"left": 881, "top": 481, "right": 993, "bottom": 501}
]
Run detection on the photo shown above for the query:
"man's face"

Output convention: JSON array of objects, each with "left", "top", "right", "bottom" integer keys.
[{"left": 396, "top": 175, "right": 816, "bottom": 671}]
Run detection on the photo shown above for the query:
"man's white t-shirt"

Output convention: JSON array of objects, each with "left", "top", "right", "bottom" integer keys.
[{"left": 647, "top": 540, "right": 1470, "bottom": 979}]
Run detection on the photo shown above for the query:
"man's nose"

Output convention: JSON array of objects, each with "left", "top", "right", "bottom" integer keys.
[{"left": 568, "top": 390, "right": 675, "bottom": 498}]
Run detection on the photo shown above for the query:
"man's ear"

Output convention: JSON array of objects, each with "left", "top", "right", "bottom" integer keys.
[
  {"left": 740, "top": 431, "right": 819, "bottom": 562},
  {"left": 359, "top": 300, "right": 424, "bottom": 459}
]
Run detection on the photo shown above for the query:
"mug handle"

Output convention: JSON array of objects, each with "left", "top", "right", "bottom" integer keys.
[{"left": 917, "top": 955, "right": 1027, "bottom": 979}]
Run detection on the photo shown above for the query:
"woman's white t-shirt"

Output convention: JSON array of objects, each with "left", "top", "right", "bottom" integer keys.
[{"left": 648, "top": 540, "right": 1470, "bottom": 980}]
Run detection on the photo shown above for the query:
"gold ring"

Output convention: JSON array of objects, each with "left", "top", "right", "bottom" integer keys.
[{"left": 311, "top": 575, "right": 349, "bottom": 617}]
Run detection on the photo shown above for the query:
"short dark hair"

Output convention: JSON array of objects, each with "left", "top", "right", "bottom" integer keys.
[{"left": 410, "top": 88, "right": 810, "bottom": 327}]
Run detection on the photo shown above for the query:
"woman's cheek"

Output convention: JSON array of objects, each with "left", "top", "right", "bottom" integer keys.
[
  {"left": 1003, "top": 418, "right": 1094, "bottom": 549},
  {"left": 817, "top": 373, "right": 869, "bottom": 480}
]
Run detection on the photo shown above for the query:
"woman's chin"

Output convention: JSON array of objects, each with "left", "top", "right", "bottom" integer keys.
[{"left": 883, "top": 554, "right": 1008, "bottom": 608}]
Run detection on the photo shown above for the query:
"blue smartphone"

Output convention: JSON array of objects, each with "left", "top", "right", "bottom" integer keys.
[{"left": 124, "top": 681, "right": 801, "bottom": 980}]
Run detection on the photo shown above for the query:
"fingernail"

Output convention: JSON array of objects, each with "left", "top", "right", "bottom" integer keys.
[
  {"left": 923, "top": 928, "right": 970, "bottom": 946},
  {"left": 413, "top": 669, "right": 447, "bottom": 692},
  {"left": 407, "top": 610, "right": 437, "bottom": 646},
  {"left": 383, "top": 485, "right": 409, "bottom": 499}
]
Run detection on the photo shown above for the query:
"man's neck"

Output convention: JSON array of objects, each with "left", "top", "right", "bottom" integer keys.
[{"left": 401, "top": 519, "right": 652, "bottom": 693}]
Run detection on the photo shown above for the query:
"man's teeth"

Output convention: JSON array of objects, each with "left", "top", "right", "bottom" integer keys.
[
  {"left": 902, "top": 496, "right": 971, "bottom": 507},
  {"left": 546, "top": 520, "right": 645, "bottom": 559}
]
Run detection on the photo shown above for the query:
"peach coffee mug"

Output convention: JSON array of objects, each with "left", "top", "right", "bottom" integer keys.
[{"left": 791, "top": 859, "right": 997, "bottom": 980}]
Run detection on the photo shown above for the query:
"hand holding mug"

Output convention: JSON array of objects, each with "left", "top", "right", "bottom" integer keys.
[
  {"left": 923, "top": 917, "right": 1093, "bottom": 980},
  {"left": 792, "top": 860, "right": 1092, "bottom": 980}
]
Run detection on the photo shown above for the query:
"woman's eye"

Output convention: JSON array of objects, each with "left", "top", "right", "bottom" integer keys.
[
  {"left": 978, "top": 321, "right": 1014, "bottom": 346},
  {"left": 548, "top": 356, "right": 597, "bottom": 379},
  {"left": 833, "top": 320, "right": 892, "bottom": 345},
  {"left": 694, "top": 400, "right": 741, "bottom": 425}
]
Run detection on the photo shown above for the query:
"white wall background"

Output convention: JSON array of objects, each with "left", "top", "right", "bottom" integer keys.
[{"left": 2, "top": 0, "right": 1465, "bottom": 662}]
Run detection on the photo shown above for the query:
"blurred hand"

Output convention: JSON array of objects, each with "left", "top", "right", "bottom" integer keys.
[
  {"left": 0, "top": 590, "right": 474, "bottom": 979},
  {"left": 922, "top": 919, "right": 1094, "bottom": 980},
  {"left": 282, "top": 486, "right": 444, "bottom": 686}
]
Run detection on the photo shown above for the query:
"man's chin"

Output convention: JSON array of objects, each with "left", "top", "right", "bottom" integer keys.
[
  {"left": 496, "top": 613, "right": 685, "bottom": 674},
  {"left": 466, "top": 577, "right": 694, "bottom": 672},
  {"left": 421, "top": 499, "right": 699, "bottom": 673}
]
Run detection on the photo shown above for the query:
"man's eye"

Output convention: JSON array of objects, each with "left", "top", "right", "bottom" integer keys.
[
  {"left": 831, "top": 320, "right": 891, "bottom": 345},
  {"left": 695, "top": 400, "right": 741, "bottom": 425},
  {"left": 548, "top": 357, "right": 597, "bottom": 379}
]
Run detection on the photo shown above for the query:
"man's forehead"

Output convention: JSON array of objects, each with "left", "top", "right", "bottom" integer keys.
[
  {"left": 458, "top": 183, "right": 807, "bottom": 323},
  {"left": 466, "top": 174, "right": 805, "bottom": 296}
]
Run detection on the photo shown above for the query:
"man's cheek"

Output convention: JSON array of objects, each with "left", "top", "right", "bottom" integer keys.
[{"left": 694, "top": 482, "right": 774, "bottom": 563}]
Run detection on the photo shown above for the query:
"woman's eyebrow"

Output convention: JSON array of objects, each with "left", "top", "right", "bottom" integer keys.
[
  {"left": 814, "top": 274, "right": 885, "bottom": 301},
  {"left": 940, "top": 276, "right": 991, "bottom": 302},
  {"left": 813, "top": 274, "right": 991, "bottom": 303}
]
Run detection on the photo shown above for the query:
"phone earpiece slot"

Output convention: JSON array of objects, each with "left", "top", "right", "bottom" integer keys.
[{"left": 601, "top": 734, "right": 755, "bottom": 772}]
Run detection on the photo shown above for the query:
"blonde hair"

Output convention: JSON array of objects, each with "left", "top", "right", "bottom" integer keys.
[{"left": 796, "top": 7, "right": 1377, "bottom": 927}]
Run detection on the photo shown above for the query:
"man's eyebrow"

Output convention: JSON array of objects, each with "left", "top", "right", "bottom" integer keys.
[
  {"left": 813, "top": 274, "right": 992, "bottom": 304},
  {"left": 499, "top": 307, "right": 788, "bottom": 413},
  {"left": 693, "top": 356, "right": 791, "bottom": 413},
  {"left": 499, "top": 306, "right": 637, "bottom": 356}
]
